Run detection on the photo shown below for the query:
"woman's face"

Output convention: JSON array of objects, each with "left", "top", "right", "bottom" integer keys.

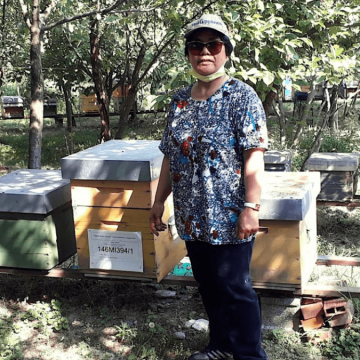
[{"left": 187, "top": 29, "right": 228, "bottom": 76}]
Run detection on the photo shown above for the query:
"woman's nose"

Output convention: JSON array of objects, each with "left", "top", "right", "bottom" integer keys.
[{"left": 200, "top": 44, "right": 210, "bottom": 55}]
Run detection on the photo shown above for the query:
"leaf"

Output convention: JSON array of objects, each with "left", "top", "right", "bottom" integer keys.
[
  {"left": 246, "top": 68, "right": 260, "bottom": 76},
  {"left": 262, "top": 71, "right": 275, "bottom": 86}
]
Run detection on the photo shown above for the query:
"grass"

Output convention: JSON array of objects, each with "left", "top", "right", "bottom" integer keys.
[{"left": 0, "top": 115, "right": 166, "bottom": 170}]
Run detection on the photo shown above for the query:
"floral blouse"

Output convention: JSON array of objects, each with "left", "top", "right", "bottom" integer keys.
[{"left": 159, "top": 78, "right": 268, "bottom": 245}]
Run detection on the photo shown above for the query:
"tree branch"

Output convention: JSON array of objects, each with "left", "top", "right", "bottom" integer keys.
[
  {"left": 112, "top": 0, "right": 172, "bottom": 13},
  {"left": 18, "top": 0, "right": 31, "bottom": 29},
  {"left": 43, "top": 0, "right": 125, "bottom": 32},
  {"left": 64, "top": 30, "right": 92, "bottom": 78},
  {"left": 42, "top": 0, "right": 57, "bottom": 21}
]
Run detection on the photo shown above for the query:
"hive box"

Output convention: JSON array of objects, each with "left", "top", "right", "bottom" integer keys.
[
  {"left": 61, "top": 140, "right": 187, "bottom": 282},
  {"left": 264, "top": 150, "right": 293, "bottom": 172},
  {"left": 304, "top": 152, "right": 360, "bottom": 201},
  {"left": 253, "top": 172, "right": 321, "bottom": 293},
  {"left": 0, "top": 170, "right": 76, "bottom": 270}
]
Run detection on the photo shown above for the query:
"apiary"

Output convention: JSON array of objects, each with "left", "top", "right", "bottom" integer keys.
[
  {"left": 253, "top": 172, "right": 321, "bottom": 293},
  {"left": 61, "top": 140, "right": 187, "bottom": 282},
  {"left": 304, "top": 152, "right": 360, "bottom": 201},
  {"left": 0, "top": 170, "right": 76, "bottom": 270}
]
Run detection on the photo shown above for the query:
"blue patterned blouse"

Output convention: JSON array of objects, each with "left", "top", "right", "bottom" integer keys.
[{"left": 159, "top": 77, "right": 268, "bottom": 245}]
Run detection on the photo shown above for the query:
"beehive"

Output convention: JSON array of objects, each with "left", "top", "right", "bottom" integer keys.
[
  {"left": 0, "top": 170, "right": 76, "bottom": 270},
  {"left": 80, "top": 93, "right": 99, "bottom": 113},
  {"left": 264, "top": 150, "right": 293, "bottom": 172},
  {"left": 305, "top": 152, "right": 360, "bottom": 201},
  {"left": 253, "top": 172, "right": 321, "bottom": 293},
  {"left": 1, "top": 96, "right": 24, "bottom": 119},
  {"left": 61, "top": 140, "right": 187, "bottom": 282}
]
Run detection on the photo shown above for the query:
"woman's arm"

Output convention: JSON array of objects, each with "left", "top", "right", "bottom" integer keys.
[
  {"left": 236, "top": 148, "right": 265, "bottom": 240},
  {"left": 149, "top": 156, "right": 172, "bottom": 235}
]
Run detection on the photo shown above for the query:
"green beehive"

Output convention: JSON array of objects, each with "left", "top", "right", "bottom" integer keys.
[{"left": 0, "top": 170, "right": 76, "bottom": 270}]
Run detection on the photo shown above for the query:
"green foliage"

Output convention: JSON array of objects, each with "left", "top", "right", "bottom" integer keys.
[
  {"left": 20, "top": 299, "right": 69, "bottom": 333},
  {"left": 321, "top": 328, "right": 360, "bottom": 359},
  {"left": 115, "top": 321, "right": 137, "bottom": 342},
  {"left": 0, "top": 317, "right": 23, "bottom": 360},
  {"left": 320, "top": 134, "right": 357, "bottom": 153},
  {"left": 289, "top": 127, "right": 358, "bottom": 171}
]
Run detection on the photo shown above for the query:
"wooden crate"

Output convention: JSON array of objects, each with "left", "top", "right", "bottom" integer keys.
[{"left": 61, "top": 140, "right": 187, "bottom": 282}]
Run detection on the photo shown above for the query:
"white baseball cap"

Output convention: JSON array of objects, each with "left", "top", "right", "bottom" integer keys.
[{"left": 184, "top": 14, "right": 229, "bottom": 38}]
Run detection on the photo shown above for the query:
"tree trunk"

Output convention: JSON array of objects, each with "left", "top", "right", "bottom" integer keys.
[
  {"left": 291, "top": 80, "right": 316, "bottom": 149},
  {"left": 0, "top": 0, "right": 6, "bottom": 93},
  {"left": 28, "top": 0, "right": 43, "bottom": 169},
  {"left": 62, "top": 83, "right": 75, "bottom": 154},
  {"left": 329, "top": 84, "right": 338, "bottom": 133},
  {"left": 278, "top": 97, "right": 286, "bottom": 147},
  {"left": 115, "top": 87, "right": 136, "bottom": 139},
  {"left": 89, "top": 17, "right": 111, "bottom": 143},
  {"left": 262, "top": 86, "right": 279, "bottom": 117},
  {"left": 300, "top": 86, "right": 338, "bottom": 171},
  {"left": 115, "top": 41, "right": 146, "bottom": 139}
]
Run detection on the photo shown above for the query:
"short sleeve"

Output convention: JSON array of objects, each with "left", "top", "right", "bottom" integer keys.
[
  {"left": 159, "top": 98, "right": 175, "bottom": 157},
  {"left": 236, "top": 88, "right": 268, "bottom": 151}
]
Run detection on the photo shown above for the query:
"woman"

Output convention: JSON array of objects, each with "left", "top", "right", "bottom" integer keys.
[{"left": 149, "top": 14, "right": 268, "bottom": 360}]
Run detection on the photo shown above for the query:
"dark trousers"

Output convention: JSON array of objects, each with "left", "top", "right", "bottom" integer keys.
[{"left": 186, "top": 240, "right": 267, "bottom": 360}]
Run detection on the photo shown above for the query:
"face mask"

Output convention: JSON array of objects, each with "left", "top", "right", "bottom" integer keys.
[{"left": 189, "top": 65, "right": 226, "bottom": 82}]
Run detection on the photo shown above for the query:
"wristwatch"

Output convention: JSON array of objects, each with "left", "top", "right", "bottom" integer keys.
[{"left": 244, "top": 202, "right": 260, "bottom": 211}]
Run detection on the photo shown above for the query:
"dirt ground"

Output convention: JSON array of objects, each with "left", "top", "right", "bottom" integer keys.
[{"left": 0, "top": 205, "right": 360, "bottom": 360}]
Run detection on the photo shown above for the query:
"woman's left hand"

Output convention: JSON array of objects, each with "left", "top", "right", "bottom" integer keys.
[{"left": 236, "top": 207, "right": 259, "bottom": 240}]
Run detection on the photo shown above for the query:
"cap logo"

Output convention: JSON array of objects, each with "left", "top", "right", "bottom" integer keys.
[{"left": 191, "top": 19, "right": 224, "bottom": 28}]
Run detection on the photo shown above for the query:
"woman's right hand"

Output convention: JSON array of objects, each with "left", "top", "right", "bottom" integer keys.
[{"left": 149, "top": 201, "right": 167, "bottom": 236}]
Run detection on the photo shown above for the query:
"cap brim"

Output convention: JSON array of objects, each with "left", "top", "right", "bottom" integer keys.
[{"left": 184, "top": 26, "right": 227, "bottom": 38}]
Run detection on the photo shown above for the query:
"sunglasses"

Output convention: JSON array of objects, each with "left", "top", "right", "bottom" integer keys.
[{"left": 187, "top": 40, "right": 224, "bottom": 56}]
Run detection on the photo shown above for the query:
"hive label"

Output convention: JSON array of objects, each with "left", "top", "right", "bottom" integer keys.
[{"left": 88, "top": 229, "right": 143, "bottom": 272}]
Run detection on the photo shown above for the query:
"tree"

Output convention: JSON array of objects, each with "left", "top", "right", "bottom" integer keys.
[{"left": 18, "top": 0, "right": 125, "bottom": 168}]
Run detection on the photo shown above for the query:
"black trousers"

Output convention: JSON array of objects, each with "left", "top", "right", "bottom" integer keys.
[{"left": 186, "top": 240, "right": 267, "bottom": 360}]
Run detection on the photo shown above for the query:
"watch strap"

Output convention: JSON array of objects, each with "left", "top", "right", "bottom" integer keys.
[{"left": 244, "top": 202, "right": 260, "bottom": 211}]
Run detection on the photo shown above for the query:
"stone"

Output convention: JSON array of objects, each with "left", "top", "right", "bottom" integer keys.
[
  {"left": 192, "top": 319, "right": 209, "bottom": 331},
  {"left": 174, "top": 332, "right": 186, "bottom": 340},
  {"left": 185, "top": 320, "right": 195, "bottom": 328},
  {"left": 102, "top": 327, "right": 117, "bottom": 336},
  {"left": 155, "top": 290, "right": 177, "bottom": 298},
  {"left": 71, "top": 320, "right": 85, "bottom": 327}
]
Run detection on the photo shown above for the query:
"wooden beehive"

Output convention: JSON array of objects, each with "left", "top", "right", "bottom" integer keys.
[
  {"left": 44, "top": 98, "right": 57, "bottom": 117},
  {"left": 252, "top": 172, "right": 321, "bottom": 293},
  {"left": 0, "top": 170, "right": 76, "bottom": 270},
  {"left": 1, "top": 96, "right": 24, "bottom": 119},
  {"left": 61, "top": 140, "right": 187, "bottom": 282},
  {"left": 305, "top": 152, "right": 360, "bottom": 201},
  {"left": 80, "top": 93, "right": 99, "bottom": 114}
]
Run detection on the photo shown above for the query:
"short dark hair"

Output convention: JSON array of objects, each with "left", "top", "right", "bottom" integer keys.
[{"left": 184, "top": 29, "right": 233, "bottom": 57}]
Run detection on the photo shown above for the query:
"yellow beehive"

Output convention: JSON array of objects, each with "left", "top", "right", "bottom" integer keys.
[{"left": 61, "top": 140, "right": 187, "bottom": 282}]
